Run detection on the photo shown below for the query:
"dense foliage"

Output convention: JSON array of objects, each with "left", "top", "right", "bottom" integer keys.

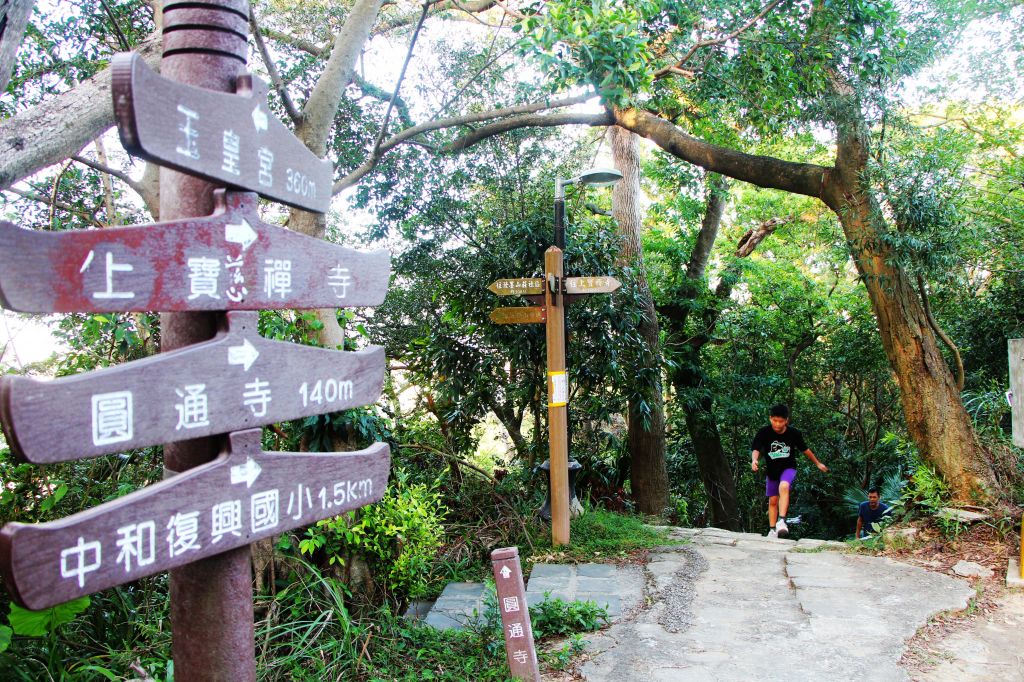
[{"left": 3, "top": 0, "right": 1024, "bottom": 678}]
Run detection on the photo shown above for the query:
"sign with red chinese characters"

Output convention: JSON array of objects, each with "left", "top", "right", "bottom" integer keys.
[
  {"left": 0, "top": 312, "right": 384, "bottom": 464},
  {"left": 491, "top": 547, "right": 540, "bottom": 681},
  {"left": 0, "top": 429, "right": 390, "bottom": 610},
  {"left": 112, "top": 53, "right": 333, "bottom": 213},
  {"left": 0, "top": 192, "right": 389, "bottom": 313}
]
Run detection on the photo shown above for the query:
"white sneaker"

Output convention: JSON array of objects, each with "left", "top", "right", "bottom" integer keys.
[
  {"left": 775, "top": 519, "right": 789, "bottom": 538},
  {"left": 766, "top": 529, "right": 778, "bottom": 539}
]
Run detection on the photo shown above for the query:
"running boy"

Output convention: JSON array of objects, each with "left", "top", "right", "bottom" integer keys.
[{"left": 751, "top": 404, "right": 827, "bottom": 538}]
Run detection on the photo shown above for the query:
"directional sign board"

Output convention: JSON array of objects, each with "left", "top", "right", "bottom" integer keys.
[
  {"left": 0, "top": 192, "right": 389, "bottom": 313},
  {"left": 488, "top": 278, "right": 544, "bottom": 296},
  {"left": 112, "top": 53, "right": 333, "bottom": 213},
  {"left": 564, "top": 276, "right": 620, "bottom": 294},
  {"left": 490, "top": 306, "right": 545, "bottom": 325},
  {"left": 0, "top": 312, "right": 384, "bottom": 463},
  {"left": 0, "top": 429, "right": 390, "bottom": 609},
  {"left": 491, "top": 547, "right": 540, "bottom": 680}
]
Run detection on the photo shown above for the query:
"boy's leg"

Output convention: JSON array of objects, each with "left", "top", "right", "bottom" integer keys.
[
  {"left": 777, "top": 468, "right": 797, "bottom": 519},
  {"left": 766, "top": 476, "right": 780, "bottom": 528}
]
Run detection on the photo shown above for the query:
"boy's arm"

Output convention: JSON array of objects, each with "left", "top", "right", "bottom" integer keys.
[
  {"left": 751, "top": 449, "right": 761, "bottom": 471},
  {"left": 803, "top": 448, "right": 828, "bottom": 472},
  {"left": 855, "top": 516, "right": 863, "bottom": 538}
]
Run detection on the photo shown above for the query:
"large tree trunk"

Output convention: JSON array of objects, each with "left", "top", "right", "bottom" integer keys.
[
  {"left": 0, "top": 0, "right": 33, "bottom": 93},
  {"left": 610, "top": 126, "right": 668, "bottom": 516},
  {"left": 612, "top": 106, "right": 998, "bottom": 503},
  {"left": 672, "top": 348, "right": 741, "bottom": 530},
  {"left": 288, "top": 0, "right": 387, "bottom": 348},
  {"left": 663, "top": 174, "right": 740, "bottom": 529},
  {"left": 821, "top": 105, "right": 996, "bottom": 502}
]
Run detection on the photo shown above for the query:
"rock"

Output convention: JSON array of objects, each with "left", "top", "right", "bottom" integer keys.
[
  {"left": 888, "top": 527, "right": 918, "bottom": 538},
  {"left": 938, "top": 507, "right": 990, "bottom": 524},
  {"left": 952, "top": 560, "right": 994, "bottom": 579}
]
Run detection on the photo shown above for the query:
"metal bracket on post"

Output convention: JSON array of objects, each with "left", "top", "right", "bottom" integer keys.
[{"left": 548, "top": 274, "right": 562, "bottom": 305}]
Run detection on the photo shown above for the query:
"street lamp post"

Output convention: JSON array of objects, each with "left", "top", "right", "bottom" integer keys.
[
  {"left": 544, "top": 167, "right": 622, "bottom": 544},
  {"left": 554, "top": 167, "right": 623, "bottom": 250}
]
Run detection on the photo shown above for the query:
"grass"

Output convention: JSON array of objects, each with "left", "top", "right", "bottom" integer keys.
[{"left": 528, "top": 507, "right": 672, "bottom": 564}]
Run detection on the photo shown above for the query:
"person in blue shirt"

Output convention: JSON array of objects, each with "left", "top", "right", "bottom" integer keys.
[{"left": 856, "top": 486, "right": 890, "bottom": 538}]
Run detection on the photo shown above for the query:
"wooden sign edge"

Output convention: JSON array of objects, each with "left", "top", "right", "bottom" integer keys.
[
  {"left": 111, "top": 53, "right": 333, "bottom": 214},
  {"left": 0, "top": 434, "right": 392, "bottom": 609}
]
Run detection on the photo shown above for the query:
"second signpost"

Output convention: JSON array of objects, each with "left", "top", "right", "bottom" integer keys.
[{"left": 489, "top": 253, "right": 620, "bottom": 546}]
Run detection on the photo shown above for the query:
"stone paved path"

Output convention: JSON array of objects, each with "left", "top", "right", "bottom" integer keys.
[
  {"left": 420, "top": 526, "right": 981, "bottom": 680},
  {"left": 565, "top": 527, "right": 974, "bottom": 681}
]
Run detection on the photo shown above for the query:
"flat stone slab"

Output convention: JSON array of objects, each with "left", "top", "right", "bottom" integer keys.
[
  {"left": 937, "top": 507, "right": 990, "bottom": 523},
  {"left": 526, "top": 563, "right": 644, "bottom": 621},
  {"left": 423, "top": 581, "right": 486, "bottom": 631},
  {"left": 1006, "top": 558, "right": 1024, "bottom": 589}
]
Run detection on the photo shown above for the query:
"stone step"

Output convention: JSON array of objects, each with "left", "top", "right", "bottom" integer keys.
[
  {"left": 420, "top": 581, "right": 487, "bottom": 630},
  {"left": 417, "top": 561, "right": 648, "bottom": 631}
]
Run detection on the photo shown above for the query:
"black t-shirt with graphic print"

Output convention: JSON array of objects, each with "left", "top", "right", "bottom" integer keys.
[{"left": 751, "top": 425, "right": 808, "bottom": 480}]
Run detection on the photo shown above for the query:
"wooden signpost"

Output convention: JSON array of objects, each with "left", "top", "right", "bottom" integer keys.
[
  {"left": 1, "top": 429, "right": 389, "bottom": 610},
  {"left": 0, "top": 191, "right": 388, "bottom": 313},
  {"left": 113, "top": 53, "right": 333, "bottom": 213},
  {"left": 0, "top": 2, "right": 391, "bottom": 678},
  {"left": 488, "top": 278, "right": 545, "bottom": 296},
  {"left": 488, "top": 249, "right": 618, "bottom": 546},
  {"left": 491, "top": 547, "right": 540, "bottom": 681},
  {"left": 1, "top": 311, "right": 384, "bottom": 463}
]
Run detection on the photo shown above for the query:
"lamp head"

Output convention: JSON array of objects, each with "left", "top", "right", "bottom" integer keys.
[
  {"left": 576, "top": 167, "right": 623, "bottom": 187},
  {"left": 555, "top": 167, "right": 623, "bottom": 199}
]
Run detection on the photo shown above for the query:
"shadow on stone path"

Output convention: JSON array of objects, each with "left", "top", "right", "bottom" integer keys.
[{"left": 554, "top": 527, "right": 974, "bottom": 682}]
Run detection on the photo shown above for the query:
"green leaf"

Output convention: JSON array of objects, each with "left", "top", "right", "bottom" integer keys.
[
  {"left": 0, "top": 625, "right": 11, "bottom": 653},
  {"left": 9, "top": 596, "right": 90, "bottom": 636}
]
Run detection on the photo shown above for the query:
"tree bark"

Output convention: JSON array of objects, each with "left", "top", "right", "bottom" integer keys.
[
  {"left": 819, "top": 101, "right": 996, "bottom": 502},
  {"left": 0, "top": 33, "right": 161, "bottom": 190},
  {"left": 0, "top": 0, "right": 33, "bottom": 93},
  {"left": 661, "top": 175, "right": 740, "bottom": 530},
  {"left": 288, "top": 0, "right": 386, "bottom": 347},
  {"left": 610, "top": 126, "right": 668, "bottom": 516}
]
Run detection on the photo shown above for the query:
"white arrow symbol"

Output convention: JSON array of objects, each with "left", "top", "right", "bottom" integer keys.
[
  {"left": 230, "top": 456, "right": 262, "bottom": 488},
  {"left": 252, "top": 105, "right": 268, "bottom": 132},
  {"left": 499, "top": 566, "right": 511, "bottom": 579},
  {"left": 228, "top": 338, "right": 259, "bottom": 371},
  {"left": 225, "top": 218, "right": 258, "bottom": 251}
]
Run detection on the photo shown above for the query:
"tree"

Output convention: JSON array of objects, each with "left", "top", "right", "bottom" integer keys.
[
  {"left": 610, "top": 126, "right": 668, "bottom": 516},
  {"left": 3, "top": 0, "right": 1015, "bottom": 503}
]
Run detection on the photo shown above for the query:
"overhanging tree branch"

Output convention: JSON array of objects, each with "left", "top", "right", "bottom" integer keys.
[
  {"left": 0, "top": 32, "right": 162, "bottom": 191},
  {"left": 443, "top": 110, "right": 613, "bottom": 153},
  {"left": 612, "top": 107, "right": 830, "bottom": 198},
  {"left": 332, "top": 93, "right": 598, "bottom": 192}
]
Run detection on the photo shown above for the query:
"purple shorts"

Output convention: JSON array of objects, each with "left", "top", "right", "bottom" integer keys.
[{"left": 766, "top": 468, "right": 797, "bottom": 498}]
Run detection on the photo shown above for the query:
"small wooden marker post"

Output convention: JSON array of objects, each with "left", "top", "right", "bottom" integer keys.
[
  {"left": 1009, "top": 339, "right": 1024, "bottom": 577},
  {"left": 1009, "top": 339, "right": 1024, "bottom": 449},
  {"left": 0, "top": 1, "right": 393, "bottom": 678},
  {"left": 491, "top": 547, "right": 540, "bottom": 681},
  {"left": 488, "top": 251, "right": 620, "bottom": 547}
]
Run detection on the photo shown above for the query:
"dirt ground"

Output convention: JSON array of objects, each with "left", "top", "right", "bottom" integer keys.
[{"left": 880, "top": 519, "right": 1024, "bottom": 680}]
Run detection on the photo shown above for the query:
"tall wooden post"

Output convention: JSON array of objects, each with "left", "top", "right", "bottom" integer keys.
[
  {"left": 159, "top": 1, "right": 255, "bottom": 678},
  {"left": 544, "top": 247, "right": 570, "bottom": 546}
]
